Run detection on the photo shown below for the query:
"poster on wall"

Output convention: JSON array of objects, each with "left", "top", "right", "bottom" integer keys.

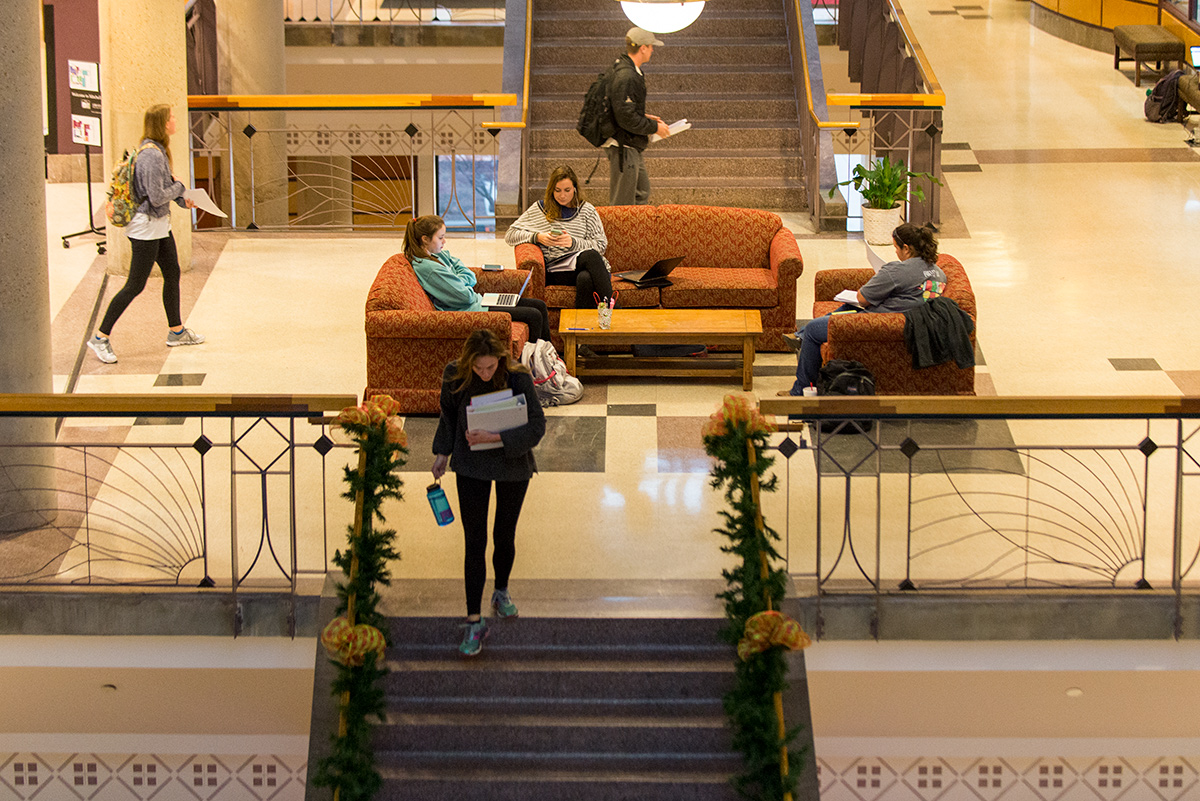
[{"left": 68, "top": 59, "right": 102, "bottom": 147}]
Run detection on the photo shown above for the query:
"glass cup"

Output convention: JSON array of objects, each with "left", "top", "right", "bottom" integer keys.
[{"left": 597, "top": 307, "right": 613, "bottom": 330}]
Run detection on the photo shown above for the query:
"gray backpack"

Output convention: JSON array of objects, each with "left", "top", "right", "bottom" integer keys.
[{"left": 520, "top": 341, "right": 583, "bottom": 407}]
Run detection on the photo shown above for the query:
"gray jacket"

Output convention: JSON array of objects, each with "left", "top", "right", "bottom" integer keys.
[
  {"left": 133, "top": 140, "right": 186, "bottom": 218},
  {"left": 433, "top": 364, "right": 546, "bottom": 482}
]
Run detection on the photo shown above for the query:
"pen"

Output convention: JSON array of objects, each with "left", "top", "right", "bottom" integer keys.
[{"left": 567, "top": 327, "right": 590, "bottom": 330}]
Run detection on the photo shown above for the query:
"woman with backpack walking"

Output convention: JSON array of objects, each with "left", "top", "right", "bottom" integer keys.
[
  {"left": 432, "top": 329, "right": 546, "bottom": 656},
  {"left": 88, "top": 104, "right": 203, "bottom": 364},
  {"left": 504, "top": 165, "right": 613, "bottom": 310}
]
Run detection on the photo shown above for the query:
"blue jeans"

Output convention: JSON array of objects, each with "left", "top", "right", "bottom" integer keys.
[{"left": 789, "top": 305, "right": 859, "bottom": 394}]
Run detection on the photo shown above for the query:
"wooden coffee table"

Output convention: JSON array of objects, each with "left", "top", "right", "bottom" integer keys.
[{"left": 559, "top": 308, "right": 762, "bottom": 390}]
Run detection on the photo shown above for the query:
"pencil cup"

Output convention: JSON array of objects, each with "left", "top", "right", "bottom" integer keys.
[
  {"left": 597, "top": 307, "right": 612, "bottom": 330},
  {"left": 802, "top": 387, "right": 818, "bottom": 397},
  {"left": 426, "top": 481, "right": 454, "bottom": 526}
]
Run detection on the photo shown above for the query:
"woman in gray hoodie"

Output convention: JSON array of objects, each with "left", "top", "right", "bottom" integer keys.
[{"left": 89, "top": 104, "right": 203, "bottom": 364}]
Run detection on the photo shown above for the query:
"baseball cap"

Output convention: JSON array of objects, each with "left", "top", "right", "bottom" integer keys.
[{"left": 627, "top": 27, "right": 665, "bottom": 47}]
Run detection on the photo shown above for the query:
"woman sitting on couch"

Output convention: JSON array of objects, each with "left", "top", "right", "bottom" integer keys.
[
  {"left": 407, "top": 215, "right": 551, "bottom": 342},
  {"left": 504, "top": 165, "right": 613, "bottom": 309},
  {"left": 782, "top": 223, "right": 947, "bottom": 396}
]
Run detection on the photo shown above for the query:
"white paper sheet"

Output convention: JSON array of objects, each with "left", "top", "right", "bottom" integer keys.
[{"left": 184, "top": 188, "right": 228, "bottom": 218}]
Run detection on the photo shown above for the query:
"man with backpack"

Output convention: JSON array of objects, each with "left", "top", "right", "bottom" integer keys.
[{"left": 599, "top": 27, "right": 670, "bottom": 206}]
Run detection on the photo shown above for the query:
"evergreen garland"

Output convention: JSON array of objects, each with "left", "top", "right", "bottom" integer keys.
[
  {"left": 702, "top": 396, "right": 807, "bottom": 801},
  {"left": 312, "top": 397, "right": 406, "bottom": 801}
]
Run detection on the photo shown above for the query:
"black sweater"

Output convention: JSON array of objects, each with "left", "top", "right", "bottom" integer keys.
[{"left": 903, "top": 297, "right": 975, "bottom": 370}]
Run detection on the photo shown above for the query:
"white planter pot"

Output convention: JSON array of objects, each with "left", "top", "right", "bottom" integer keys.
[{"left": 862, "top": 204, "right": 904, "bottom": 246}]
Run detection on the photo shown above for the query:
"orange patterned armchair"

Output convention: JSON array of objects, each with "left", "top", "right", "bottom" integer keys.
[
  {"left": 364, "top": 253, "right": 531, "bottom": 414},
  {"left": 813, "top": 255, "right": 976, "bottom": 395},
  {"left": 513, "top": 204, "right": 804, "bottom": 352}
]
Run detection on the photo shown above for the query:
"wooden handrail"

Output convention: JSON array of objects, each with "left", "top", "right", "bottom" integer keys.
[
  {"left": 481, "top": 0, "right": 533, "bottom": 129},
  {"left": 758, "top": 395, "right": 1200, "bottom": 419},
  {"left": 0, "top": 394, "right": 358, "bottom": 416},
  {"left": 187, "top": 94, "right": 516, "bottom": 111},
  {"left": 794, "top": 0, "right": 860, "bottom": 131}
]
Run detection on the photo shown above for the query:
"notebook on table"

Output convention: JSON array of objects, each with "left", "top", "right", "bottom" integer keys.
[
  {"left": 480, "top": 269, "right": 533, "bottom": 308},
  {"left": 614, "top": 256, "right": 684, "bottom": 288}
]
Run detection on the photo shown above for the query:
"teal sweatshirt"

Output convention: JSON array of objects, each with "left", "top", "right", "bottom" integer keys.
[{"left": 411, "top": 249, "right": 484, "bottom": 312}]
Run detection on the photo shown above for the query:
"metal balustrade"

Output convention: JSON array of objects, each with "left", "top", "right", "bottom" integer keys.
[
  {"left": 0, "top": 394, "right": 356, "bottom": 635},
  {"left": 759, "top": 395, "right": 1200, "bottom": 636}
]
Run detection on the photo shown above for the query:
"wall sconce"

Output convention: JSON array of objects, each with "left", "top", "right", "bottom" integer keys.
[{"left": 619, "top": 1, "right": 707, "bottom": 34}]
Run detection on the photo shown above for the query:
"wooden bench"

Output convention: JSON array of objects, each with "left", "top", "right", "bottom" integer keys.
[{"left": 1114, "top": 25, "right": 1184, "bottom": 87}]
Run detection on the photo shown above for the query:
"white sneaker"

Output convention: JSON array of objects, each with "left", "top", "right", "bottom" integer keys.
[
  {"left": 166, "top": 327, "right": 206, "bottom": 347},
  {"left": 88, "top": 337, "right": 117, "bottom": 364}
]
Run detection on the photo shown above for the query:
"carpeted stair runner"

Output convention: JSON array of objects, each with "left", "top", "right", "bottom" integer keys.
[
  {"left": 373, "top": 615, "right": 742, "bottom": 800},
  {"left": 524, "top": 0, "right": 806, "bottom": 210}
]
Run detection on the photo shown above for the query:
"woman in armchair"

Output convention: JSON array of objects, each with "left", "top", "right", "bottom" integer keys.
[
  {"left": 782, "top": 223, "right": 947, "bottom": 395},
  {"left": 504, "top": 165, "right": 613, "bottom": 309}
]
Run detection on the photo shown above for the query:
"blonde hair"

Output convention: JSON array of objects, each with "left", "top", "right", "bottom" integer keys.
[
  {"left": 404, "top": 215, "right": 445, "bottom": 262},
  {"left": 142, "top": 104, "right": 173, "bottom": 168},
  {"left": 542, "top": 166, "right": 582, "bottom": 222},
  {"left": 448, "top": 329, "right": 529, "bottom": 392}
]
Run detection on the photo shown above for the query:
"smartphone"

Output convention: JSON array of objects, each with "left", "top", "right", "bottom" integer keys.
[
  {"left": 482, "top": 264, "right": 503, "bottom": 271},
  {"left": 550, "top": 227, "right": 563, "bottom": 236}
]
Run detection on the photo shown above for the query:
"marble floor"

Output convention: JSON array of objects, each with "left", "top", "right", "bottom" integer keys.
[{"left": 37, "top": 0, "right": 1200, "bottom": 603}]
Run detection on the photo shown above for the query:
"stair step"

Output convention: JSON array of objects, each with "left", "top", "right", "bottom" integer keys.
[
  {"left": 527, "top": 153, "right": 805, "bottom": 182},
  {"left": 539, "top": 0, "right": 784, "bottom": 12},
  {"left": 531, "top": 97, "right": 798, "bottom": 124},
  {"left": 533, "top": 43, "right": 791, "bottom": 69},
  {"left": 374, "top": 721, "right": 733, "bottom": 753},
  {"left": 378, "top": 749, "right": 743, "bottom": 773},
  {"left": 388, "top": 694, "right": 725, "bottom": 717},
  {"left": 385, "top": 667, "right": 734, "bottom": 699},
  {"left": 534, "top": 15, "right": 787, "bottom": 40},
  {"left": 529, "top": 125, "right": 802, "bottom": 151},
  {"left": 532, "top": 65, "right": 796, "bottom": 96},
  {"left": 377, "top": 767, "right": 742, "bottom": 801},
  {"left": 387, "top": 615, "right": 726, "bottom": 646}
]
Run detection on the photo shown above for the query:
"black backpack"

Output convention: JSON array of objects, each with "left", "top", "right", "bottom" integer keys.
[
  {"left": 817, "top": 359, "right": 875, "bottom": 434},
  {"left": 577, "top": 61, "right": 619, "bottom": 147},
  {"left": 1145, "top": 69, "right": 1184, "bottom": 123}
]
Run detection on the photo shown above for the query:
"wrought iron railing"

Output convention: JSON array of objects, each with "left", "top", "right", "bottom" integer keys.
[
  {"left": 759, "top": 395, "right": 1200, "bottom": 633},
  {"left": 789, "top": 0, "right": 945, "bottom": 231},
  {"left": 284, "top": 0, "right": 506, "bottom": 25},
  {"left": 187, "top": 93, "right": 516, "bottom": 234},
  {"left": 0, "top": 394, "right": 356, "bottom": 634}
]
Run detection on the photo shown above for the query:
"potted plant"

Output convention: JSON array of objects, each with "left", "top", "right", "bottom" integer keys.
[{"left": 829, "top": 156, "right": 941, "bottom": 245}]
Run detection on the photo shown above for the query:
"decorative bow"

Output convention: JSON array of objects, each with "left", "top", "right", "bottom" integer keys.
[
  {"left": 320, "top": 616, "right": 388, "bottom": 667},
  {"left": 737, "top": 610, "right": 811, "bottom": 661}
]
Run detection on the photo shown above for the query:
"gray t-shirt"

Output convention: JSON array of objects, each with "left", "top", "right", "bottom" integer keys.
[{"left": 858, "top": 257, "right": 947, "bottom": 313}]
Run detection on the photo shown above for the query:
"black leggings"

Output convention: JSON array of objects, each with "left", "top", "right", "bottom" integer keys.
[
  {"left": 456, "top": 473, "right": 529, "bottom": 617},
  {"left": 99, "top": 232, "right": 182, "bottom": 335},
  {"left": 545, "top": 249, "right": 613, "bottom": 308},
  {"left": 507, "top": 298, "right": 551, "bottom": 342}
]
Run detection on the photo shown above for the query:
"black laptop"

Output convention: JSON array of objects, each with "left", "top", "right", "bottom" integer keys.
[{"left": 615, "top": 256, "right": 684, "bottom": 288}]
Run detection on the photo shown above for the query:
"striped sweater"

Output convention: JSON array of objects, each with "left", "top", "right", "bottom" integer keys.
[{"left": 503, "top": 201, "right": 611, "bottom": 272}]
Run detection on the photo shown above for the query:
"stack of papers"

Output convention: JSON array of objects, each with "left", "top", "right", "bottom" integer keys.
[
  {"left": 834, "top": 289, "right": 864, "bottom": 307},
  {"left": 649, "top": 118, "right": 692, "bottom": 143},
  {"left": 466, "top": 389, "right": 528, "bottom": 451}
]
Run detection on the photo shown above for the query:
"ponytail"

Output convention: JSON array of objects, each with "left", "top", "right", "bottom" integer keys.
[{"left": 892, "top": 223, "right": 938, "bottom": 264}]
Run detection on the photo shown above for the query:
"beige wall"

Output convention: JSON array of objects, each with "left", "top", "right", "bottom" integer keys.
[{"left": 285, "top": 46, "right": 502, "bottom": 95}]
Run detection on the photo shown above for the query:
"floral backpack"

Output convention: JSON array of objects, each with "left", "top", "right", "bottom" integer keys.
[
  {"left": 520, "top": 340, "right": 583, "bottom": 407},
  {"left": 105, "top": 144, "right": 154, "bottom": 227}
]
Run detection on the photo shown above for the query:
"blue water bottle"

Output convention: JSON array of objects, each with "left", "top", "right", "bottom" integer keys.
[{"left": 426, "top": 481, "right": 454, "bottom": 526}]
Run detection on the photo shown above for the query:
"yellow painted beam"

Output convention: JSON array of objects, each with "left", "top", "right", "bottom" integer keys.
[
  {"left": 0, "top": 394, "right": 358, "bottom": 415},
  {"left": 187, "top": 94, "right": 517, "bottom": 110}
]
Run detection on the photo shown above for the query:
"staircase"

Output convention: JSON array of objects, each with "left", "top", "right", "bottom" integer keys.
[
  {"left": 525, "top": 0, "right": 806, "bottom": 209},
  {"left": 373, "top": 616, "right": 743, "bottom": 800}
]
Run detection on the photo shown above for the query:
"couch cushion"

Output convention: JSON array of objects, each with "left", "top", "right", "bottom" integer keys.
[
  {"left": 659, "top": 268, "right": 779, "bottom": 308},
  {"left": 545, "top": 281, "right": 660, "bottom": 310},
  {"left": 366, "top": 254, "right": 435, "bottom": 313},
  {"left": 597, "top": 205, "right": 661, "bottom": 272},
  {"left": 656, "top": 205, "right": 779, "bottom": 270}
]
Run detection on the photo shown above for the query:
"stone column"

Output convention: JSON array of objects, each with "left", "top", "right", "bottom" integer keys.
[
  {"left": 218, "top": 0, "right": 288, "bottom": 229},
  {"left": 0, "top": 1, "right": 55, "bottom": 530},
  {"left": 99, "top": 0, "right": 192, "bottom": 275}
]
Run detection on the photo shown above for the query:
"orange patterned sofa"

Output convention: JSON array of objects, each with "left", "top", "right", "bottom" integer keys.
[
  {"left": 364, "top": 253, "right": 531, "bottom": 413},
  {"left": 513, "top": 205, "right": 803, "bottom": 352},
  {"left": 813, "top": 255, "right": 976, "bottom": 395}
]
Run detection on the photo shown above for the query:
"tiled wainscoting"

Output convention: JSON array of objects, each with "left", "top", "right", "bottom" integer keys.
[
  {"left": 817, "top": 755, "right": 1198, "bottom": 801},
  {"left": 0, "top": 754, "right": 306, "bottom": 801}
]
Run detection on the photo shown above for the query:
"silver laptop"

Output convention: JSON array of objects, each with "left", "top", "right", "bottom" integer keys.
[{"left": 481, "top": 269, "right": 532, "bottom": 308}]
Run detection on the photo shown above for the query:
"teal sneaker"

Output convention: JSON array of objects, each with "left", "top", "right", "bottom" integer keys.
[
  {"left": 459, "top": 619, "right": 489, "bottom": 657},
  {"left": 491, "top": 589, "right": 519, "bottom": 619}
]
